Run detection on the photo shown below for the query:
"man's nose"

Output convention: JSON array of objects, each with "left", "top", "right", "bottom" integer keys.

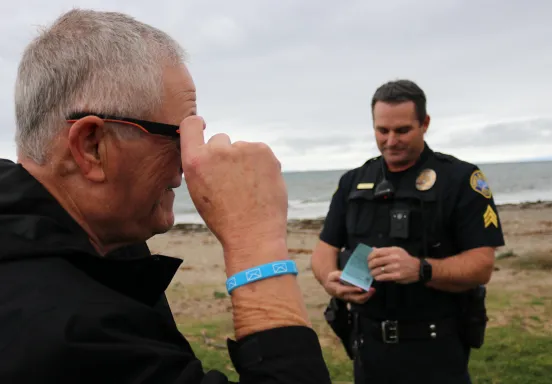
[{"left": 387, "top": 132, "right": 398, "bottom": 146}]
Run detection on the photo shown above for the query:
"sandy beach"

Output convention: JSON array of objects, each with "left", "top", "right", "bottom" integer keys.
[{"left": 146, "top": 200, "right": 552, "bottom": 336}]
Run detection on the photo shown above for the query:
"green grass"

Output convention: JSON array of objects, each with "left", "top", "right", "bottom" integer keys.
[
  {"left": 175, "top": 282, "right": 552, "bottom": 384},
  {"left": 496, "top": 249, "right": 552, "bottom": 271},
  {"left": 169, "top": 251, "right": 552, "bottom": 382},
  {"left": 512, "top": 256, "right": 552, "bottom": 271},
  {"left": 469, "top": 326, "right": 552, "bottom": 383},
  {"left": 178, "top": 321, "right": 552, "bottom": 383}
]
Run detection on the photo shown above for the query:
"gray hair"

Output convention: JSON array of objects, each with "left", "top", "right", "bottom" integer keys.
[{"left": 14, "top": 8, "right": 186, "bottom": 164}]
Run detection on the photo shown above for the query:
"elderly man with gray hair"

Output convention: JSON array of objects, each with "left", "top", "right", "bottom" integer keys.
[{"left": 0, "top": 9, "right": 331, "bottom": 384}]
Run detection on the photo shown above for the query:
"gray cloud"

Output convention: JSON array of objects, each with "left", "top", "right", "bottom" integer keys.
[
  {"left": 440, "top": 118, "right": 552, "bottom": 148},
  {"left": 274, "top": 135, "right": 362, "bottom": 150},
  {"left": 1, "top": 0, "right": 552, "bottom": 169}
]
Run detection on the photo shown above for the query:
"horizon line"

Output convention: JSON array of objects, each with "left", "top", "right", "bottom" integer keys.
[{"left": 282, "top": 157, "right": 552, "bottom": 173}]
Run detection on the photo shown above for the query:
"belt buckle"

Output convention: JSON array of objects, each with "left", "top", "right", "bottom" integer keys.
[{"left": 381, "top": 320, "right": 399, "bottom": 343}]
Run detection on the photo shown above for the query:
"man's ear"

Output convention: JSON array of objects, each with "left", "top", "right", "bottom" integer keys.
[
  {"left": 67, "top": 116, "right": 107, "bottom": 182},
  {"left": 422, "top": 114, "right": 431, "bottom": 134}
]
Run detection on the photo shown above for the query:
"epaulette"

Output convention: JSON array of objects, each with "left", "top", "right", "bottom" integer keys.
[
  {"left": 362, "top": 155, "right": 381, "bottom": 166},
  {"left": 433, "top": 151, "right": 478, "bottom": 173},
  {"left": 433, "top": 151, "right": 457, "bottom": 163}
]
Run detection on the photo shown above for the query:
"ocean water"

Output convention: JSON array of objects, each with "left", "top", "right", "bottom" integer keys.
[{"left": 173, "top": 160, "right": 552, "bottom": 224}]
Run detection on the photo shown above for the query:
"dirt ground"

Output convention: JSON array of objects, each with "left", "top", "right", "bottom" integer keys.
[{"left": 147, "top": 202, "right": 552, "bottom": 328}]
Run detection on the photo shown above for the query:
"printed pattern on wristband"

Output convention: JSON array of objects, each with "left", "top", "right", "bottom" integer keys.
[{"left": 226, "top": 260, "right": 298, "bottom": 294}]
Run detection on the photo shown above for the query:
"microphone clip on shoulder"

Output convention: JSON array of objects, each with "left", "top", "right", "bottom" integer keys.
[{"left": 374, "top": 156, "right": 395, "bottom": 200}]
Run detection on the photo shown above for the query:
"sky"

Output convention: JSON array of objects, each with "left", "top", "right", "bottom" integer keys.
[{"left": 1, "top": 0, "right": 551, "bottom": 171}]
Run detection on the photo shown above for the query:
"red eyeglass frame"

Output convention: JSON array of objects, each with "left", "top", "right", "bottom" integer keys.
[{"left": 66, "top": 112, "right": 181, "bottom": 138}]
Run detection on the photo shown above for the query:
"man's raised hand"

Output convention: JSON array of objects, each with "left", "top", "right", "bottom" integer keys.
[{"left": 179, "top": 116, "right": 288, "bottom": 272}]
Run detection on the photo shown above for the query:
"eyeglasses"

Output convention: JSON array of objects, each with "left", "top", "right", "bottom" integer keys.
[{"left": 66, "top": 112, "right": 181, "bottom": 138}]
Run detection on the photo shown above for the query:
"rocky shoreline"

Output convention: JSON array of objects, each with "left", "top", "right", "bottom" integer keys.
[
  {"left": 169, "top": 200, "right": 552, "bottom": 234},
  {"left": 170, "top": 218, "right": 327, "bottom": 234}
]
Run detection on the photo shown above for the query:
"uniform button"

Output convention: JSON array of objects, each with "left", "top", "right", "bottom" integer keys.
[
  {"left": 430, "top": 332, "right": 437, "bottom": 338},
  {"left": 430, "top": 324, "right": 436, "bottom": 330}
]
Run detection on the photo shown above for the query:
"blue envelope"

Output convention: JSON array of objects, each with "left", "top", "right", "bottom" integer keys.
[{"left": 339, "top": 243, "right": 374, "bottom": 291}]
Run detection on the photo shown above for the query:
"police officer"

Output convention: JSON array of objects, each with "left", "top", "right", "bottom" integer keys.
[{"left": 311, "top": 79, "right": 505, "bottom": 383}]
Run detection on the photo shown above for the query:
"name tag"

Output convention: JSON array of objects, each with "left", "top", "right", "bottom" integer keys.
[{"left": 357, "top": 183, "right": 374, "bottom": 190}]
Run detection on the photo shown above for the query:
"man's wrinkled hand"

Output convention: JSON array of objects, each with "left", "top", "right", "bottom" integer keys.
[
  {"left": 368, "top": 247, "right": 421, "bottom": 284},
  {"left": 179, "top": 116, "right": 287, "bottom": 257},
  {"left": 324, "top": 270, "right": 375, "bottom": 304}
]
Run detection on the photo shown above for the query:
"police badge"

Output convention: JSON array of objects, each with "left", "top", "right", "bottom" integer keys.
[{"left": 416, "top": 168, "right": 437, "bottom": 191}]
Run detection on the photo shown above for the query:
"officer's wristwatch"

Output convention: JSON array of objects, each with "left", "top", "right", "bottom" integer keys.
[{"left": 419, "top": 258, "right": 432, "bottom": 283}]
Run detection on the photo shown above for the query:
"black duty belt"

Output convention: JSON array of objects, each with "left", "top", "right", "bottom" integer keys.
[{"left": 360, "top": 317, "right": 458, "bottom": 344}]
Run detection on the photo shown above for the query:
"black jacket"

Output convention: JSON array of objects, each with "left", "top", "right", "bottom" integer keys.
[{"left": 0, "top": 159, "right": 331, "bottom": 384}]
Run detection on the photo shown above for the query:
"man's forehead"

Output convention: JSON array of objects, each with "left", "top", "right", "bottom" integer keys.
[
  {"left": 160, "top": 64, "right": 197, "bottom": 125},
  {"left": 373, "top": 101, "right": 417, "bottom": 122},
  {"left": 164, "top": 64, "right": 195, "bottom": 93}
]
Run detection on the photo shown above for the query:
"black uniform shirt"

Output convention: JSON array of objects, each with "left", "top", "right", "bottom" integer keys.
[{"left": 320, "top": 144, "right": 506, "bottom": 255}]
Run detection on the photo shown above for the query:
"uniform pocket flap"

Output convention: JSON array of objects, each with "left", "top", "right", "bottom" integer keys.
[{"left": 348, "top": 188, "right": 374, "bottom": 201}]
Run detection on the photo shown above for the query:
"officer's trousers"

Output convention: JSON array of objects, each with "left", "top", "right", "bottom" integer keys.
[{"left": 353, "top": 318, "right": 472, "bottom": 384}]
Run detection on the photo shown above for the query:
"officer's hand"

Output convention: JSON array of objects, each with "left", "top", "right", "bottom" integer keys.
[
  {"left": 324, "top": 270, "right": 375, "bottom": 304},
  {"left": 368, "top": 247, "right": 421, "bottom": 284}
]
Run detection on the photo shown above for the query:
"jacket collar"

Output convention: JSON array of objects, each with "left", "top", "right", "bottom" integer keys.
[{"left": 0, "top": 158, "right": 182, "bottom": 306}]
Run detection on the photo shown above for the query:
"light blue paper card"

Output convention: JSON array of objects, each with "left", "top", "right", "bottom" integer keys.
[{"left": 339, "top": 243, "right": 374, "bottom": 291}]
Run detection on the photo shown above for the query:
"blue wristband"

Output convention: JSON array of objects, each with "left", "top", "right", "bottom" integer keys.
[{"left": 226, "top": 260, "right": 298, "bottom": 294}]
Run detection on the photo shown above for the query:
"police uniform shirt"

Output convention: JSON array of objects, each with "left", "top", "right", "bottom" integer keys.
[
  {"left": 320, "top": 143, "right": 505, "bottom": 265},
  {"left": 320, "top": 143, "right": 505, "bottom": 382}
]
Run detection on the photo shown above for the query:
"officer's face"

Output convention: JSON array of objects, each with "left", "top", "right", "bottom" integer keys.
[{"left": 372, "top": 101, "right": 429, "bottom": 171}]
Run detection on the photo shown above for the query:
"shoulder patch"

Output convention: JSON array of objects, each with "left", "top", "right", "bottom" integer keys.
[{"left": 470, "top": 169, "right": 492, "bottom": 199}]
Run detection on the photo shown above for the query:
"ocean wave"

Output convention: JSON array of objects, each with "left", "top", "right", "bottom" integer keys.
[{"left": 173, "top": 190, "right": 552, "bottom": 224}]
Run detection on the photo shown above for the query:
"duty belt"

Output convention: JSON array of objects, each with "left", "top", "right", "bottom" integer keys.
[{"left": 361, "top": 317, "right": 458, "bottom": 344}]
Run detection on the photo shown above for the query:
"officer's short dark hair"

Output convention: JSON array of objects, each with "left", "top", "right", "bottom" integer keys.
[{"left": 371, "top": 79, "right": 427, "bottom": 124}]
